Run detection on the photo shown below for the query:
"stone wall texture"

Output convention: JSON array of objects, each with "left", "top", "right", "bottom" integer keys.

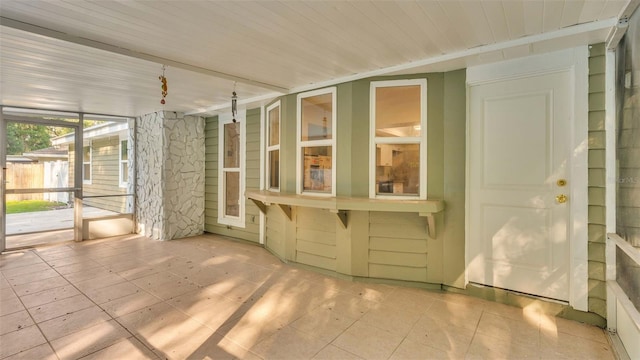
[{"left": 136, "top": 111, "right": 205, "bottom": 240}]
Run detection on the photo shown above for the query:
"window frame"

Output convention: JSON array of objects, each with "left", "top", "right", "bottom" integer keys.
[
  {"left": 266, "top": 100, "right": 281, "bottom": 192},
  {"left": 82, "top": 141, "right": 92, "bottom": 185},
  {"left": 369, "top": 79, "right": 427, "bottom": 200},
  {"left": 119, "top": 136, "right": 128, "bottom": 188},
  {"left": 217, "top": 110, "right": 246, "bottom": 228},
  {"left": 296, "top": 87, "right": 337, "bottom": 197}
]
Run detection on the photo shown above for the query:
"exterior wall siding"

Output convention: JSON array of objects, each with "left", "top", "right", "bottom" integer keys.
[
  {"left": 70, "top": 138, "right": 128, "bottom": 214},
  {"left": 296, "top": 207, "right": 337, "bottom": 271},
  {"left": 587, "top": 43, "right": 607, "bottom": 319},
  {"left": 204, "top": 108, "right": 261, "bottom": 243},
  {"left": 368, "top": 211, "right": 428, "bottom": 282}
]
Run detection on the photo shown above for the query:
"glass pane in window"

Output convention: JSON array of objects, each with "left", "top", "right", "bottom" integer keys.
[
  {"left": 225, "top": 171, "right": 240, "bottom": 217},
  {"left": 83, "top": 146, "right": 91, "bottom": 162},
  {"left": 375, "top": 85, "right": 421, "bottom": 137},
  {"left": 269, "top": 106, "right": 280, "bottom": 146},
  {"left": 301, "top": 93, "right": 332, "bottom": 141},
  {"left": 375, "top": 143, "right": 420, "bottom": 196},
  {"left": 83, "top": 164, "right": 91, "bottom": 181},
  {"left": 121, "top": 162, "right": 129, "bottom": 183},
  {"left": 121, "top": 140, "right": 128, "bottom": 160},
  {"left": 269, "top": 150, "right": 279, "bottom": 189},
  {"left": 302, "top": 146, "right": 332, "bottom": 193},
  {"left": 224, "top": 122, "right": 240, "bottom": 168}
]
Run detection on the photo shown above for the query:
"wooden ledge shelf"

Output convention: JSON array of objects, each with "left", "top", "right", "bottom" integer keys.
[{"left": 246, "top": 190, "right": 444, "bottom": 238}]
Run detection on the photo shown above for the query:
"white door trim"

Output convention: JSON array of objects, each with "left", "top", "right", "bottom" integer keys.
[{"left": 465, "top": 46, "right": 589, "bottom": 311}]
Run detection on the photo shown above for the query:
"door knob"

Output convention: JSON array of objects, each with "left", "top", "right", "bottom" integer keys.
[
  {"left": 557, "top": 179, "right": 567, "bottom": 186},
  {"left": 556, "top": 194, "right": 568, "bottom": 203}
]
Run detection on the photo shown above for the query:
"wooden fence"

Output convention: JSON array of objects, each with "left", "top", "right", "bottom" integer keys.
[{"left": 6, "top": 162, "right": 70, "bottom": 202}]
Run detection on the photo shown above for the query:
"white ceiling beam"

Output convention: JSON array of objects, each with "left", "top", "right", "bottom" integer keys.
[
  {"left": 606, "top": 0, "right": 640, "bottom": 50},
  {"left": 187, "top": 92, "right": 281, "bottom": 116},
  {"left": 0, "top": 16, "right": 289, "bottom": 94}
]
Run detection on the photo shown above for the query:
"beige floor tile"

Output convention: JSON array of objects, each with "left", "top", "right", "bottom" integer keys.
[
  {"left": 5, "top": 268, "right": 59, "bottom": 286},
  {"left": 2, "top": 343, "right": 57, "bottom": 360},
  {"left": 0, "top": 262, "right": 51, "bottom": 278},
  {"left": 79, "top": 336, "right": 158, "bottom": 360},
  {"left": 74, "top": 273, "right": 127, "bottom": 292},
  {"left": 11, "top": 275, "right": 69, "bottom": 296},
  {"left": 50, "top": 319, "right": 131, "bottom": 360},
  {"left": 45, "top": 255, "right": 91, "bottom": 268},
  {"left": 540, "top": 331, "right": 614, "bottom": 359},
  {"left": 423, "top": 299, "right": 483, "bottom": 332},
  {"left": 28, "top": 293, "right": 94, "bottom": 323},
  {"left": 169, "top": 289, "right": 243, "bottom": 331},
  {"left": 83, "top": 281, "right": 141, "bottom": 304},
  {"left": 551, "top": 316, "right": 610, "bottom": 344},
  {"left": 38, "top": 305, "right": 111, "bottom": 341},
  {"left": 312, "top": 345, "right": 363, "bottom": 360},
  {"left": 0, "top": 310, "right": 33, "bottom": 336},
  {"left": 117, "top": 265, "right": 161, "bottom": 281},
  {"left": 215, "top": 311, "right": 286, "bottom": 350},
  {"left": 0, "top": 310, "right": 34, "bottom": 335},
  {"left": 482, "top": 300, "right": 542, "bottom": 324},
  {"left": 145, "top": 279, "right": 201, "bottom": 300},
  {"left": 0, "top": 252, "right": 44, "bottom": 270},
  {"left": 101, "top": 290, "right": 161, "bottom": 318},
  {"left": 342, "top": 282, "right": 395, "bottom": 302},
  {"left": 291, "top": 307, "right": 357, "bottom": 342},
  {"left": 389, "top": 339, "right": 452, "bottom": 360},
  {"left": 118, "top": 302, "right": 218, "bottom": 360},
  {"left": 318, "top": 291, "right": 379, "bottom": 320},
  {"left": 0, "top": 287, "right": 17, "bottom": 301},
  {"left": 0, "top": 325, "right": 47, "bottom": 359},
  {"left": 206, "top": 277, "right": 264, "bottom": 303},
  {"left": 0, "top": 295, "right": 25, "bottom": 316},
  {"left": 19, "top": 284, "right": 80, "bottom": 308},
  {"left": 186, "top": 332, "right": 258, "bottom": 360},
  {"left": 251, "top": 326, "right": 329, "bottom": 360},
  {"left": 63, "top": 266, "right": 112, "bottom": 283},
  {"left": 0, "top": 277, "right": 11, "bottom": 289},
  {"left": 131, "top": 271, "right": 181, "bottom": 290},
  {"left": 405, "top": 312, "right": 475, "bottom": 356},
  {"left": 332, "top": 321, "right": 404, "bottom": 360},
  {"left": 379, "top": 287, "right": 436, "bottom": 313},
  {"left": 476, "top": 311, "right": 539, "bottom": 342},
  {"left": 359, "top": 303, "right": 422, "bottom": 337},
  {"left": 466, "top": 332, "right": 539, "bottom": 360},
  {"left": 51, "top": 260, "right": 103, "bottom": 275}
]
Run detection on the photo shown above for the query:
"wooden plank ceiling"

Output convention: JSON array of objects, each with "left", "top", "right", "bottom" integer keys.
[{"left": 0, "top": 0, "right": 628, "bottom": 117}]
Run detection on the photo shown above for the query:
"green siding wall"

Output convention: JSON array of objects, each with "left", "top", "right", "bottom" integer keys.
[
  {"left": 70, "top": 138, "right": 128, "bottom": 213},
  {"left": 587, "top": 43, "right": 607, "bottom": 319},
  {"left": 204, "top": 109, "right": 261, "bottom": 243}
]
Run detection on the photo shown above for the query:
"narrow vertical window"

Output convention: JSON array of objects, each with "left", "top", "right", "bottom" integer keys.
[
  {"left": 370, "top": 79, "right": 427, "bottom": 199},
  {"left": 297, "top": 87, "right": 336, "bottom": 196},
  {"left": 266, "top": 101, "right": 280, "bottom": 191},
  {"left": 119, "top": 139, "right": 128, "bottom": 188},
  {"left": 218, "top": 111, "right": 246, "bottom": 227},
  {"left": 82, "top": 143, "right": 92, "bottom": 184}
]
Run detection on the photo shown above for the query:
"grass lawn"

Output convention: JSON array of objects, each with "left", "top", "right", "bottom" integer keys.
[{"left": 6, "top": 200, "right": 67, "bottom": 214}]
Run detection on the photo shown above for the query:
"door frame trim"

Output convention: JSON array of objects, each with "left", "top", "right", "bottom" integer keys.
[{"left": 465, "top": 46, "right": 589, "bottom": 311}]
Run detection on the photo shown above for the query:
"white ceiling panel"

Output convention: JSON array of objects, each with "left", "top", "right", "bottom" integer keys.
[{"left": 0, "top": 0, "right": 631, "bottom": 117}]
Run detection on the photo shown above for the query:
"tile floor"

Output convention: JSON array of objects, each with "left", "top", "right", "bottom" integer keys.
[{"left": 0, "top": 234, "right": 615, "bottom": 360}]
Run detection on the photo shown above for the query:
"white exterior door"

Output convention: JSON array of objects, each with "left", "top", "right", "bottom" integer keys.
[{"left": 468, "top": 70, "right": 573, "bottom": 301}]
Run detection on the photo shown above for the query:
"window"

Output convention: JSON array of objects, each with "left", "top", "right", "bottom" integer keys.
[
  {"left": 370, "top": 79, "right": 427, "bottom": 199},
  {"left": 266, "top": 101, "right": 280, "bottom": 191},
  {"left": 218, "top": 111, "right": 246, "bottom": 227},
  {"left": 297, "top": 87, "right": 336, "bottom": 196},
  {"left": 119, "top": 138, "right": 128, "bottom": 188},
  {"left": 82, "top": 143, "right": 92, "bottom": 184}
]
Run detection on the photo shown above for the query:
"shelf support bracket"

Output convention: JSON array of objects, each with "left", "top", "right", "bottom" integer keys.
[
  {"left": 249, "top": 198, "right": 267, "bottom": 214},
  {"left": 330, "top": 209, "right": 348, "bottom": 229},
  {"left": 419, "top": 212, "right": 436, "bottom": 238},
  {"left": 278, "top": 204, "right": 292, "bottom": 220}
]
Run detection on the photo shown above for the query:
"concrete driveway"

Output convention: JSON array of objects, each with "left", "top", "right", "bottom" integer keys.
[{"left": 6, "top": 207, "right": 118, "bottom": 235}]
